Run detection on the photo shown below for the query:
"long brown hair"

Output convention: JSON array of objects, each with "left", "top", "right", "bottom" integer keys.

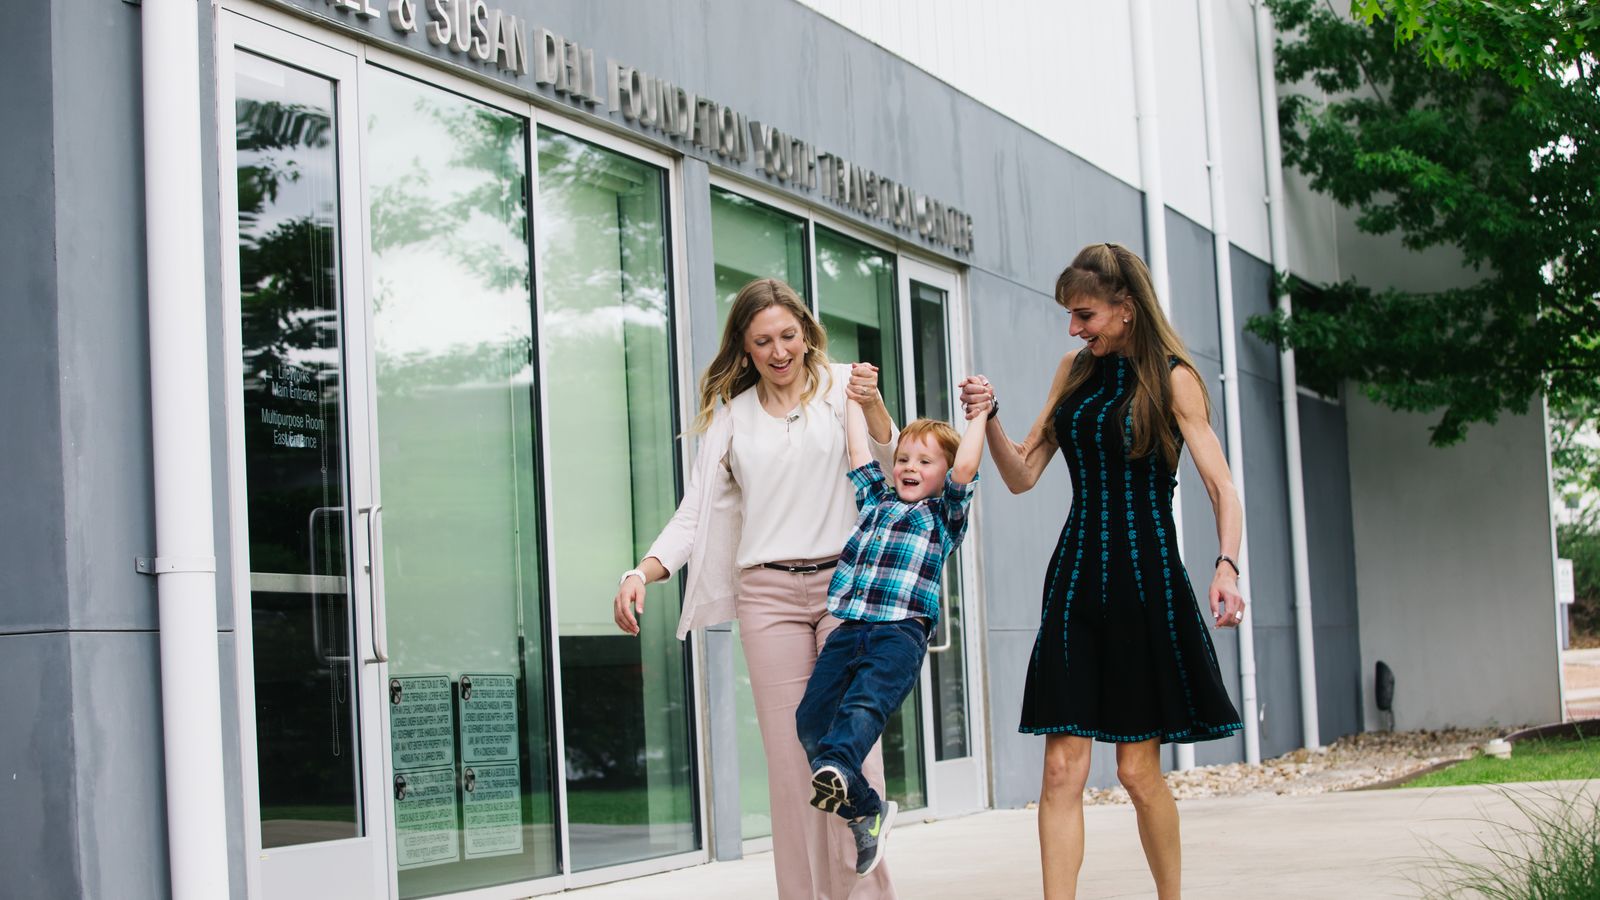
[
  {"left": 1046, "top": 243, "right": 1209, "bottom": 471},
  {"left": 692, "top": 278, "right": 831, "bottom": 433}
]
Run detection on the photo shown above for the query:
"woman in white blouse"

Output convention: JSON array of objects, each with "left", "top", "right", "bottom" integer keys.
[{"left": 612, "top": 278, "right": 899, "bottom": 899}]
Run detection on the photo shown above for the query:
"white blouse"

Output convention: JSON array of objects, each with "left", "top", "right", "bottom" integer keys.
[{"left": 727, "top": 385, "right": 858, "bottom": 568}]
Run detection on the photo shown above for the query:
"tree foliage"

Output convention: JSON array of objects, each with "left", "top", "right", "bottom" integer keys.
[{"left": 1250, "top": 0, "right": 1599, "bottom": 445}]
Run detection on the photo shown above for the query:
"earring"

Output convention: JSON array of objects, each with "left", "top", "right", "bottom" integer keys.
[
  {"left": 1122, "top": 318, "right": 1130, "bottom": 324},
  {"left": 738, "top": 355, "right": 749, "bottom": 369}
]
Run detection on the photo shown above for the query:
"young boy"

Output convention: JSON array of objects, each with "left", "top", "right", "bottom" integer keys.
[{"left": 796, "top": 392, "right": 989, "bottom": 877}]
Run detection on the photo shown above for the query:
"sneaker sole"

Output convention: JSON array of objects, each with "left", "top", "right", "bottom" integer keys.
[
  {"left": 857, "top": 800, "right": 896, "bottom": 878},
  {"left": 809, "top": 767, "right": 848, "bottom": 815}
]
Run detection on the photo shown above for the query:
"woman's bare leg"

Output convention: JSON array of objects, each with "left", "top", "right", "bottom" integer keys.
[
  {"left": 1116, "top": 739, "right": 1180, "bottom": 899},
  {"left": 1038, "top": 734, "right": 1093, "bottom": 899}
]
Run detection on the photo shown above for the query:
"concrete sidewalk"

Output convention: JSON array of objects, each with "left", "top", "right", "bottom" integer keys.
[{"left": 563, "top": 781, "right": 1598, "bottom": 899}]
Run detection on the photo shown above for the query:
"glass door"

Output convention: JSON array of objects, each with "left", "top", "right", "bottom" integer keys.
[
  {"left": 814, "top": 225, "right": 925, "bottom": 810},
  {"left": 897, "top": 257, "right": 987, "bottom": 817},
  {"left": 362, "top": 66, "right": 562, "bottom": 898},
  {"left": 221, "top": 17, "right": 389, "bottom": 899}
]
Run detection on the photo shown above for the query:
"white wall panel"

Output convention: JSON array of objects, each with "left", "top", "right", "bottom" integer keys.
[
  {"left": 1216, "top": 0, "right": 1271, "bottom": 262},
  {"left": 796, "top": 0, "right": 1143, "bottom": 190},
  {"left": 1152, "top": 0, "right": 1213, "bottom": 228}
]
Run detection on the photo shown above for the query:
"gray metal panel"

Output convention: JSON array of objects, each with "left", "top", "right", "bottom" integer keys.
[
  {"left": 983, "top": 629, "right": 1043, "bottom": 807},
  {"left": 702, "top": 629, "right": 743, "bottom": 861},
  {"left": 70, "top": 631, "right": 171, "bottom": 899},
  {"left": 220, "top": 631, "right": 249, "bottom": 899},
  {"left": 53, "top": 0, "right": 160, "bottom": 632},
  {"left": 1298, "top": 395, "right": 1363, "bottom": 741},
  {"left": 681, "top": 158, "right": 720, "bottom": 373},
  {"left": 0, "top": 0, "right": 68, "bottom": 634},
  {"left": 1165, "top": 210, "right": 1221, "bottom": 364},
  {"left": 1240, "top": 373, "right": 1293, "bottom": 629},
  {"left": 1252, "top": 625, "right": 1305, "bottom": 759},
  {"left": 969, "top": 269, "right": 1075, "bottom": 634},
  {"left": 202, "top": 2, "right": 238, "bottom": 633},
  {"left": 1239, "top": 370, "right": 1300, "bottom": 758},
  {"left": 0, "top": 633, "right": 82, "bottom": 900},
  {"left": 1231, "top": 246, "right": 1280, "bottom": 381}
]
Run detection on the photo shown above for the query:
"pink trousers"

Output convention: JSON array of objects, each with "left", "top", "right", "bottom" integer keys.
[{"left": 737, "top": 563, "right": 897, "bottom": 900}]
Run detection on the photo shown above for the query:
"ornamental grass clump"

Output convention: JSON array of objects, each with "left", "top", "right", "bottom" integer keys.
[{"left": 1421, "top": 785, "right": 1600, "bottom": 899}]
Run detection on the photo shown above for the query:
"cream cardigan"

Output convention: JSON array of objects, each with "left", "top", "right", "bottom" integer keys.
[{"left": 648, "top": 363, "right": 897, "bottom": 639}]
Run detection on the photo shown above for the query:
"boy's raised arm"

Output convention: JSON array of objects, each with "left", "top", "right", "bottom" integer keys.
[
  {"left": 952, "top": 403, "right": 989, "bottom": 485},
  {"left": 845, "top": 397, "right": 873, "bottom": 469}
]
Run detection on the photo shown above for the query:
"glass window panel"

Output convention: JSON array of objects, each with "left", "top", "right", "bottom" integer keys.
[
  {"left": 709, "top": 188, "right": 808, "bottom": 329},
  {"left": 815, "top": 227, "right": 902, "bottom": 425},
  {"left": 364, "top": 68, "right": 559, "bottom": 895},
  {"left": 233, "top": 51, "right": 362, "bottom": 848},
  {"left": 911, "top": 281, "right": 970, "bottom": 761},
  {"left": 537, "top": 127, "right": 697, "bottom": 871},
  {"left": 815, "top": 226, "right": 922, "bottom": 808}
]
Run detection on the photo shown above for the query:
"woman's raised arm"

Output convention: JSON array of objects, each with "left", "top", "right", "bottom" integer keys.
[{"left": 961, "top": 351, "right": 1076, "bottom": 494}]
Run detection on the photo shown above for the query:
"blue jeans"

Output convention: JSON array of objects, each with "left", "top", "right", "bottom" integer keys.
[{"left": 795, "top": 617, "right": 930, "bottom": 820}]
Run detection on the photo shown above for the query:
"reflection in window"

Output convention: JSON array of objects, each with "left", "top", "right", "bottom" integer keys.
[
  {"left": 709, "top": 188, "right": 808, "bottom": 330},
  {"left": 537, "top": 127, "right": 698, "bottom": 871},
  {"left": 815, "top": 227, "right": 903, "bottom": 425},
  {"left": 365, "top": 69, "right": 559, "bottom": 894},
  {"left": 233, "top": 51, "right": 363, "bottom": 850},
  {"left": 815, "top": 226, "right": 923, "bottom": 809}
]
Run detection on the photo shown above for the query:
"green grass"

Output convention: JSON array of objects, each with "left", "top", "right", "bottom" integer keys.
[
  {"left": 1419, "top": 786, "right": 1600, "bottom": 899},
  {"left": 1405, "top": 738, "right": 1600, "bottom": 789}
]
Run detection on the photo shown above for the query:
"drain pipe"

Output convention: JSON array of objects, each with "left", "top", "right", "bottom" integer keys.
[
  {"left": 1129, "top": 0, "right": 1197, "bottom": 771},
  {"left": 1198, "top": 0, "right": 1262, "bottom": 765},
  {"left": 1254, "top": 0, "right": 1321, "bottom": 750},
  {"left": 142, "top": 0, "right": 233, "bottom": 896}
]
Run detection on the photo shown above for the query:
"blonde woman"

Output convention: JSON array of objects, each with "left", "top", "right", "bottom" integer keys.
[
  {"left": 961, "top": 243, "right": 1244, "bottom": 899},
  {"left": 613, "top": 278, "right": 899, "bottom": 899}
]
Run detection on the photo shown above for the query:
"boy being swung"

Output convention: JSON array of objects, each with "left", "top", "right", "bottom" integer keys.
[{"left": 795, "top": 390, "right": 989, "bottom": 876}]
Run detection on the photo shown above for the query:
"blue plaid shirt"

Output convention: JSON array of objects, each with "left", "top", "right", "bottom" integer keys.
[{"left": 827, "top": 461, "right": 978, "bottom": 624}]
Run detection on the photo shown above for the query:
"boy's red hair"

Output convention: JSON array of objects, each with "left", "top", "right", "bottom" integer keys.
[{"left": 896, "top": 418, "right": 961, "bottom": 465}]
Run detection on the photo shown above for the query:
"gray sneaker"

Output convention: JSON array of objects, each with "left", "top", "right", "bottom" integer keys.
[
  {"left": 809, "top": 765, "right": 848, "bottom": 814},
  {"left": 847, "top": 800, "right": 896, "bottom": 877}
]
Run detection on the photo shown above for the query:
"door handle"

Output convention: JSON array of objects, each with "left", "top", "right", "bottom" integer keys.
[
  {"left": 306, "top": 506, "right": 350, "bottom": 667},
  {"left": 360, "top": 504, "right": 389, "bottom": 663}
]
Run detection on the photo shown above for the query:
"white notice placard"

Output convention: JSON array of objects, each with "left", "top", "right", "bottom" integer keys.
[
  {"left": 458, "top": 673, "right": 519, "bottom": 764},
  {"left": 393, "top": 766, "right": 460, "bottom": 869},
  {"left": 390, "top": 675, "right": 456, "bottom": 772},
  {"left": 462, "top": 762, "right": 523, "bottom": 859}
]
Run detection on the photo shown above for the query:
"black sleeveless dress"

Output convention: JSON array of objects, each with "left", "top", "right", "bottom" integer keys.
[{"left": 1018, "top": 353, "right": 1242, "bottom": 743}]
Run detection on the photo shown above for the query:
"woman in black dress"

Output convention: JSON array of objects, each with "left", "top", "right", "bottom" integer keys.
[{"left": 962, "top": 243, "right": 1243, "bottom": 899}]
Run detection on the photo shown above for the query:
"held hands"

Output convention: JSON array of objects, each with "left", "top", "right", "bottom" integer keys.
[
  {"left": 958, "top": 375, "right": 995, "bottom": 421},
  {"left": 1209, "top": 566, "right": 1245, "bottom": 630},
  {"left": 849, "top": 362, "right": 883, "bottom": 408}
]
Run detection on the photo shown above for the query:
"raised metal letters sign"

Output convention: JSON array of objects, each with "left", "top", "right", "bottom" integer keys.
[{"left": 310, "top": 0, "right": 975, "bottom": 254}]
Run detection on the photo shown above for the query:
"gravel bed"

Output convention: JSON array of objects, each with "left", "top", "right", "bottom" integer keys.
[{"left": 1083, "top": 727, "right": 1510, "bottom": 806}]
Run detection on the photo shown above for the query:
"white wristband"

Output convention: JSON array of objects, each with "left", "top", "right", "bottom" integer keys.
[{"left": 620, "top": 568, "right": 647, "bottom": 587}]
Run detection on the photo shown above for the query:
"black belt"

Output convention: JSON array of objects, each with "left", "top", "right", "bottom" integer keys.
[{"left": 762, "top": 558, "right": 839, "bottom": 574}]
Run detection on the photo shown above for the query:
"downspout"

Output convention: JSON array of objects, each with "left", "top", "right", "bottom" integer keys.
[
  {"left": 1197, "top": 0, "right": 1263, "bottom": 765},
  {"left": 1254, "top": 0, "right": 1321, "bottom": 750},
  {"left": 1128, "top": 0, "right": 1197, "bottom": 770},
  {"left": 141, "top": 1, "right": 232, "bottom": 896}
]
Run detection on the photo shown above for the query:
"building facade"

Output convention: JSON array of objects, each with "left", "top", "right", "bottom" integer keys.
[{"left": 0, "top": 1, "right": 1565, "bottom": 898}]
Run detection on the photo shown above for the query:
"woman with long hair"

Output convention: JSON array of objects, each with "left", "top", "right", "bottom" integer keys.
[
  {"left": 613, "top": 277, "right": 900, "bottom": 899},
  {"left": 961, "top": 243, "right": 1244, "bottom": 899}
]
